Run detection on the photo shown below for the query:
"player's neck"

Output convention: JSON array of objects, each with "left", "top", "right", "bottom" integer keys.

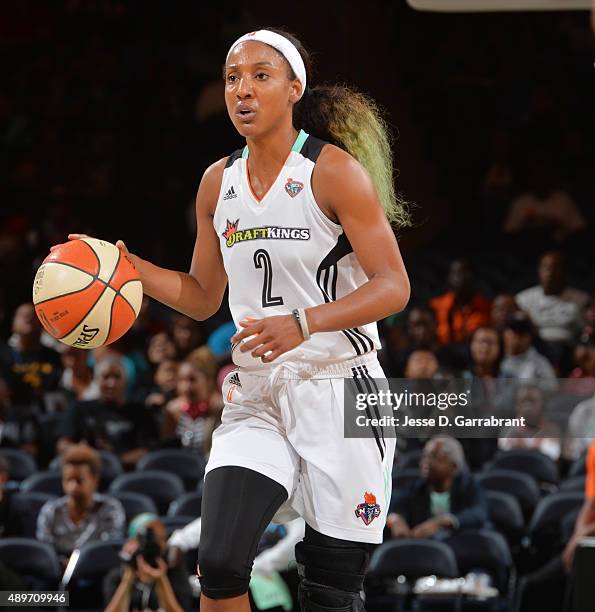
[{"left": 245, "top": 123, "right": 299, "bottom": 171}]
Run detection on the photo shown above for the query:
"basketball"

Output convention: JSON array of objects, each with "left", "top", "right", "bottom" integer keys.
[{"left": 32, "top": 238, "right": 143, "bottom": 349}]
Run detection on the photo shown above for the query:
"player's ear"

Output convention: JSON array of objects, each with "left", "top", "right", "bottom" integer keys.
[{"left": 289, "top": 79, "right": 302, "bottom": 104}]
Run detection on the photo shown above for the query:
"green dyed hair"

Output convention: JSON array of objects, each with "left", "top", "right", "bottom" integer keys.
[{"left": 265, "top": 27, "right": 411, "bottom": 228}]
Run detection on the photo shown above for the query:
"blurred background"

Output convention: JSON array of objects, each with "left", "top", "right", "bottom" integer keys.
[{"left": 0, "top": 1, "right": 593, "bottom": 611}]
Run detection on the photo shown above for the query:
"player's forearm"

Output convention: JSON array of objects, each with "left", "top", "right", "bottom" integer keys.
[
  {"left": 131, "top": 254, "right": 220, "bottom": 320},
  {"left": 306, "top": 274, "right": 409, "bottom": 334}
]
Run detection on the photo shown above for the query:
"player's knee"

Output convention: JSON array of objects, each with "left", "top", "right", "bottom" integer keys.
[
  {"left": 196, "top": 547, "right": 251, "bottom": 599},
  {"left": 295, "top": 527, "right": 373, "bottom": 611}
]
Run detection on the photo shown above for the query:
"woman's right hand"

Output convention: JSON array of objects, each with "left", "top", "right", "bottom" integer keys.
[{"left": 50, "top": 234, "right": 134, "bottom": 266}]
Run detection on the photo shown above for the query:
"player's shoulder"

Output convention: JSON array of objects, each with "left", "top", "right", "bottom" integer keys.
[
  {"left": 313, "top": 143, "right": 374, "bottom": 204},
  {"left": 196, "top": 157, "right": 229, "bottom": 214},
  {"left": 315, "top": 144, "right": 370, "bottom": 189},
  {"left": 201, "top": 156, "right": 228, "bottom": 187},
  {"left": 316, "top": 143, "right": 360, "bottom": 174}
]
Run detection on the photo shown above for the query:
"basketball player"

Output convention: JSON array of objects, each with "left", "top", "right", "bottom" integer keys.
[{"left": 67, "top": 28, "right": 410, "bottom": 611}]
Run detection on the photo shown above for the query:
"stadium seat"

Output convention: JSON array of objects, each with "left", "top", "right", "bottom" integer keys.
[
  {"left": 559, "top": 476, "right": 586, "bottom": 492},
  {"left": 447, "top": 529, "right": 513, "bottom": 596},
  {"left": 488, "top": 449, "right": 559, "bottom": 486},
  {"left": 168, "top": 491, "right": 202, "bottom": 518},
  {"left": 0, "top": 448, "right": 37, "bottom": 482},
  {"left": 0, "top": 538, "right": 60, "bottom": 589},
  {"left": 477, "top": 469, "right": 541, "bottom": 521},
  {"left": 391, "top": 467, "right": 422, "bottom": 490},
  {"left": 485, "top": 490, "right": 524, "bottom": 544},
  {"left": 136, "top": 449, "right": 205, "bottom": 491},
  {"left": 528, "top": 491, "right": 585, "bottom": 564},
  {"left": 110, "top": 491, "right": 158, "bottom": 523},
  {"left": 10, "top": 492, "right": 57, "bottom": 538},
  {"left": 561, "top": 507, "right": 582, "bottom": 543},
  {"left": 397, "top": 449, "right": 423, "bottom": 470},
  {"left": 568, "top": 451, "right": 588, "bottom": 478},
  {"left": 61, "top": 539, "right": 124, "bottom": 609},
  {"left": 109, "top": 470, "right": 184, "bottom": 515},
  {"left": 368, "top": 539, "right": 459, "bottom": 579},
  {"left": 20, "top": 471, "right": 63, "bottom": 497},
  {"left": 49, "top": 450, "right": 123, "bottom": 491},
  {"left": 160, "top": 515, "right": 195, "bottom": 537}
]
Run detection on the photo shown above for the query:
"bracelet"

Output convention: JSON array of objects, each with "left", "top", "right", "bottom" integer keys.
[{"left": 292, "top": 308, "right": 311, "bottom": 341}]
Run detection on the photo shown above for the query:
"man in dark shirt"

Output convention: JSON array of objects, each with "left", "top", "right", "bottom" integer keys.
[{"left": 58, "top": 358, "right": 158, "bottom": 468}]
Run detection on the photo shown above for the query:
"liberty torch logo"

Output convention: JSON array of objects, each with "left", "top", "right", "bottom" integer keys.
[
  {"left": 284, "top": 177, "right": 304, "bottom": 198},
  {"left": 355, "top": 491, "right": 381, "bottom": 526}
]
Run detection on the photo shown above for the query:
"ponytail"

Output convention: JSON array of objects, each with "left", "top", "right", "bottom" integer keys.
[
  {"left": 294, "top": 85, "right": 410, "bottom": 228},
  {"left": 262, "top": 26, "right": 410, "bottom": 228}
]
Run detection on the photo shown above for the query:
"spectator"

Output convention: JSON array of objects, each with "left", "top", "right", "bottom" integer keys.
[
  {"left": 404, "top": 349, "right": 439, "bottom": 379},
  {"left": 564, "top": 392, "right": 595, "bottom": 461},
  {"left": 146, "top": 333, "right": 177, "bottom": 368},
  {"left": 104, "top": 514, "right": 192, "bottom": 612},
  {"left": 385, "top": 308, "right": 465, "bottom": 376},
  {"left": 0, "top": 375, "right": 40, "bottom": 456},
  {"left": 168, "top": 515, "right": 306, "bottom": 575},
  {"left": 569, "top": 336, "right": 595, "bottom": 380},
  {"left": 460, "top": 327, "right": 503, "bottom": 468},
  {"left": 387, "top": 436, "right": 487, "bottom": 539},
  {"left": 0, "top": 303, "right": 62, "bottom": 407},
  {"left": 517, "top": 442, "right": 595, "bottom": 612},
  {"left": 430, "top": 258, "right": 491, "bottom": 345},
  {"left": 503, "top": 159, "right": 586, "bottom": 243},
  {"left": 143, "top": 359, "right": 179, "bottom": 413},
  {"left": 60, "top": 347, "right": 98, "bottom": 401},
  {"left": 171, "top": 314, "right": 202, "bottom": 359},
  {"left": 161, "top": 361, "right": 216, "bottom": 454},
  {"left": 498, "top": 384, "right": 561, "bottom": 461},
  {"left": 490, "top": 294, "right": 517, "bottom": 332},
  {"left": 562, "top": 336, "right": 595, "bottom": 396},
  {"left": 464, "top": 326, "right": 502, "bottom": 379},
  {"left": 499, "top": 311, "right": 557, "bottom": 390},
  {"left": 57, "top": 358, "right": 159, "bottom": 468},
  {"left": 36, "top": 444, "right": 125, "bottom": 562},
  {"left": 516, "top": 251, "right": 588, "bottom": 367}
]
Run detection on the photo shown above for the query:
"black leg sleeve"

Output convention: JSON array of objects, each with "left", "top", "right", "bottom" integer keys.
[{"left": 197, "top": 466, "right": 288, "bottom": 599}]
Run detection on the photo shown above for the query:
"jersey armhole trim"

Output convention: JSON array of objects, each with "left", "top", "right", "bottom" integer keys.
[{"left": 307, "top": 151, "right": 343, "bottom": 231}]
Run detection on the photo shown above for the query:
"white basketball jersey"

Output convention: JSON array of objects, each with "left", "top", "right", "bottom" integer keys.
[{"left": 213, "top": 129, "right": 381, "bottom": 367}]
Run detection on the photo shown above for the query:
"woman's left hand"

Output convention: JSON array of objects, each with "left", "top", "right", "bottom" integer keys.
[{"left": 231, "top": 314, "right": 304, "bottom": 363}]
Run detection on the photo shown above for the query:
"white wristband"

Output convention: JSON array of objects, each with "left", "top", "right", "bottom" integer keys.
[{"left": 292, "top": 308, "right": 311, "bottom": 341}]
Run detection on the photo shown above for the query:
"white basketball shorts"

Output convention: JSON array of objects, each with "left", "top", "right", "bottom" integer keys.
[{"left": 205, "top": 353, "right": 395, "bottom": 544}]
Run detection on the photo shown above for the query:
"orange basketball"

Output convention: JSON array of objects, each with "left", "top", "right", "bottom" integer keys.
[{"left": 32, "top": 238, "right": 143, "bottom": 349}]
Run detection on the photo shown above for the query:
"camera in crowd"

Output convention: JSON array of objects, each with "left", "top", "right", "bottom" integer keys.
[{"left": 120, "top": 514, "right": 164, "bottom": 569}]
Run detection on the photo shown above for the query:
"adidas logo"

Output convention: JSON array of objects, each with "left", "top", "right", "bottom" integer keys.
[
  {"left": 229, "top": 372, "right": 242, "bottom": 387},
  {"left": 223, "top": 186, "right": 237, "bottom": 200}
]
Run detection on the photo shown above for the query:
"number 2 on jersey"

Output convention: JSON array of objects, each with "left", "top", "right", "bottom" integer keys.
[{"left": 253, "top": 249, "right": 284, "bottom": 307}]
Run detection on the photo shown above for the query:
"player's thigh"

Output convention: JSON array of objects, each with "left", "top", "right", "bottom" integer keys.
[
  {"left": 207, "top": 369, "right": 300, "bottom": 495},
  {"left": 283, "top": 365, "right": 395, "bottom": 543}
]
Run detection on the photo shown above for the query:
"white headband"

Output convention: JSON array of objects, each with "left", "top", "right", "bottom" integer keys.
[{"left": 226, "top": 30, "right": 307, "bottom": 100}]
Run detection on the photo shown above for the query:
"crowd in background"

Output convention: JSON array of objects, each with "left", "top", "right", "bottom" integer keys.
[{"left": 0, "top": 1, "right": 594, "bottom": 611}]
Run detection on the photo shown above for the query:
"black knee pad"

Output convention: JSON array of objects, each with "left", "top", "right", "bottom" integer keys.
[
  {"left": 196, "top": 547, "right": 251, "bottom": 599},
  {"left": 295, "top": 527, "right": 372, "bottom": 611}
]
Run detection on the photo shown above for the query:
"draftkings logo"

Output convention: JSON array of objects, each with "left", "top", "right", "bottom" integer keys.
[{"left": 222, "top": 219, "right": 310, "bottom": 248}]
